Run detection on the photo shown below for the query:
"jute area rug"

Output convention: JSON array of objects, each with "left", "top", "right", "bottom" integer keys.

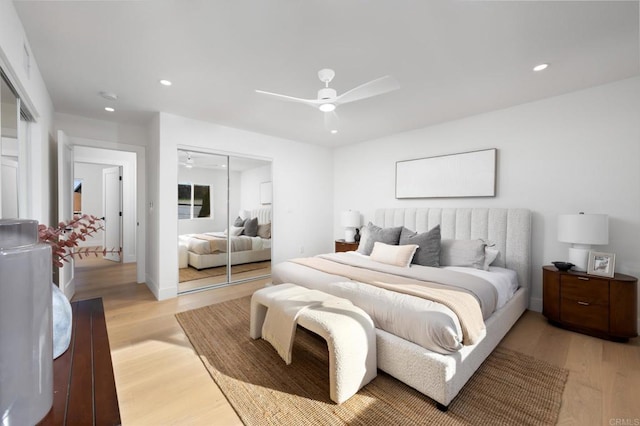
[
  {"left": 176, "top": 297, "right": 568, "bottom": 426},
  {"left": 179, "top": 261, "right": 271, "bottom": 283}
]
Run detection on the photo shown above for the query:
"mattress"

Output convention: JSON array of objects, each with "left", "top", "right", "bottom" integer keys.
[
  {"left": 180, "top": 232, "right": 269, "bottom": 255},
  {"left": 272, "top": 253, "right": 520, "bottom": 355}
]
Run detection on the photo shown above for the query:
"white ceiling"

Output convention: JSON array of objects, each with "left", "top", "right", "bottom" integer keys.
[{"left": 13, "top": 1, "right": 640, "bottom": 148}]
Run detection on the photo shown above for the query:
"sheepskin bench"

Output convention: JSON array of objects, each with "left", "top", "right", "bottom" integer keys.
[{"left": 250, "top": 283, "right": 377, "bottom": 404}]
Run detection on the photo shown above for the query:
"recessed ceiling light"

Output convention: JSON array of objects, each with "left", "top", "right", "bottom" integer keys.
[
  {"left": 99, "top": 91, "right": 118, "bottom": 101},
  {"left": 104, "top": 107, "right": 115, "bottom": 112},
  {"left": 159, "top": 79, "right": 172, "bottom": 86},
  {"left": 330, "top": 130, "right": 338, "bottom": 134},
  {"left": 533, "top": 63, "right": 549, "bottom": 72}
]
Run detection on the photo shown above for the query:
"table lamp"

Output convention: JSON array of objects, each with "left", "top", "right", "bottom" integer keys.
[
  {"left": 341, "top": 210, "right": 360, "bottom": 243},
  {"left": 557, "top": 212, "right": 608, "bottom": 272}
]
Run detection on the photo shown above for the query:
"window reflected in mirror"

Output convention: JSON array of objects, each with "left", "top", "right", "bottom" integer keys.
[
  {"left": 178, "top": 183, "right": 211, "bottom": 219},
  {"left": 73, "top": 179, "right": 82, "bottom": 215}
]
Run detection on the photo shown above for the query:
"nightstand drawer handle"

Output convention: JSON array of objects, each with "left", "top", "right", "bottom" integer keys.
[
  {"left": 578, "top": 277, "right": 589, "bottom": 281},
  {"left": 577, "top": 301, "right": 590, "bottom": 306}
]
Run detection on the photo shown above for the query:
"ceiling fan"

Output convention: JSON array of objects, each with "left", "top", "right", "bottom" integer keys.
[
  {"left": 179, "top": 152, "right": 194, "bottom": 168},
  {"left": 255, "top": 69, "right": 399, "bottom": 133}
]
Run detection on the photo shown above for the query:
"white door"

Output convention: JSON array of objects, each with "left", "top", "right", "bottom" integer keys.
[
  {"left": 1, "top": 157, "right": 19, "bottom": 218},
  {"left": 103, "top": 166, "right": 122, "bottom": 262},
  {"left": 57, "top": 130, "right": 75, "bottom": 299}
]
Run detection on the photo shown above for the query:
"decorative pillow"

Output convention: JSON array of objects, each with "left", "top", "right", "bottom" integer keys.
[
  {"left": 483, "top": 244, "right": 500, "bottom": 270},
  {"left": 370, "top": 241, "right": 419, "bottom": 268},
  {"left": 243, "top": 217, "right": 259, "bottom": 237},
  {"left": 399, "top": 225, "right": 441, "bottom": 267},
  {"left": 224, "top": 226, "right": 244, "bottom": 236},
  {"left": 233, "top": 216, "right": 246, "bottom": 227},
  {"left": 257, "top": 223, "right": 271, "bottom": 239},
  {"left": 439, "top": 239, "right": 487, "bottom": 269},
  {"left": 356, "top": 222, "right": 403, "bottom": 255}
]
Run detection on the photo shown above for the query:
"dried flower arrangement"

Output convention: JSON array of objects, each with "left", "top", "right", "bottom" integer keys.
[{"left": 38, "top": 214, "right": 122, "bottom": 268}]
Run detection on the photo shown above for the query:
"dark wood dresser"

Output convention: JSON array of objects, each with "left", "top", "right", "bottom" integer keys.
[
  {"left": 542, "top": 265, "right": 638, "bottom": 341},
  {"left": 335, "top": 239, "right": 359, "bottom": 253},
  {"left": 38, "top": 297, "right": 120, "bottom": 425}
]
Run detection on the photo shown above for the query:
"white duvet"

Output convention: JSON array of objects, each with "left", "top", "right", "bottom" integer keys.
[
  {"left": 271, "top": 255, "right": 519, "bottom": 354},
  {"left": 179, "top": 232, "right": 269, "bottom": 255}
]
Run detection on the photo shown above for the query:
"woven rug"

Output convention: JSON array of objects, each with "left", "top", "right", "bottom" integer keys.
[
  {"left": 176, "top": 297, "right": 568, "bottom": 426},
  {"left": 179, "top": 261, "right": 270, "bottom": 282}
]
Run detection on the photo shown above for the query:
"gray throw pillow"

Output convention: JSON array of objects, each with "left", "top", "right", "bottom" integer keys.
[
  {"left": 244, "top": 217, "right": 259, "bottom": 237},
  {"left": 439, "top": 239, "right": 487, "bottom": 269},
  {"left": 357, "top": 222, "right": 403, "bottom": 255},
  {"left": 399, "top": 225, "right": 441, "bottom": 267},
  {"left": 233, "top": 216, "right": 246, "bottom": 227}
]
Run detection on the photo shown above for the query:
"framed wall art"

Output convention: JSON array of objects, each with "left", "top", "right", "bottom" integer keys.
[{"left": 395, "top": 148, "right": 496, "bottom": 199}]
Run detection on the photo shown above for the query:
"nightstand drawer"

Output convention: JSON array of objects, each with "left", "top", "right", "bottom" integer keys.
[
  {"left": 560, "top": 297, "right": 609, "bottom": 332},
  {"left": 335, "top": 240, "right": 359, "bottom": 253},
  {"left": 560, "top": 275, "right": 609, "bottom": 305}
]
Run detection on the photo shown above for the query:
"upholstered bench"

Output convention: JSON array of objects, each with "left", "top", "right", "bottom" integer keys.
[{"left": 250, "top": 283, "right": 377, "bottom": 404}]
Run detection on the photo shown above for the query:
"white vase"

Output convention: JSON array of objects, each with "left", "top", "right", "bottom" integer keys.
[
  {"left": 0, "top": 219, "right": 53, "bottom": 425},
  {"left": 52, "top": 283, "right": 72, "bottom": 359}
]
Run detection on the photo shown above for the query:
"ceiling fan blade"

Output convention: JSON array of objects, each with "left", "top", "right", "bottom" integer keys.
[
  {"left": 324, "top": 110, "right": 339, "bottom": 134},
  {"left": 334, "top": 75, "right": 399, "bottom": 106},
  {"left": 255, "top": 89, "right": 324, "bottom": 107}
]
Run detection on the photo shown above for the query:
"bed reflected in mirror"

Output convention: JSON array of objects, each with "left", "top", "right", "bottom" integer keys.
[{"left": 177, "top": 149, "right": 272, "bottom": 293}]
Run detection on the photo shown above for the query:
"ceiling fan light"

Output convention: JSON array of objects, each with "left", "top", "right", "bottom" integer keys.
[{"left": 319, "top": 103, "right": 336, "bottom": 112}]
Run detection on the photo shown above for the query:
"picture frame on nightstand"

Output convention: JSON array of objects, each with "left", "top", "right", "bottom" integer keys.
[{"left": 587, "top": 251, "right": 615, "bottom": 278}]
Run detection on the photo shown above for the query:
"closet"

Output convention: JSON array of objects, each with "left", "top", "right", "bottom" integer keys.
[{"left": 176, "top": 149, "right": 272, "bottom": 293}]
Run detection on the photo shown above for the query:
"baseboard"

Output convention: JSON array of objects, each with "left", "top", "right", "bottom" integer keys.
[
  {"left": 144, "top": 274, "right": 177, "bottom": 301},
  {"left": 528, "top": 297, "right": 542, "bottom": 313},
  {"left": 144, "top": 274, "right": 160, "bottom": 300}
]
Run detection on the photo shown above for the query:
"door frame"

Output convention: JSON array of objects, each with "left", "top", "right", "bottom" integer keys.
[{"left": 65, "top": 138, "right": 146, "bottom": 284}]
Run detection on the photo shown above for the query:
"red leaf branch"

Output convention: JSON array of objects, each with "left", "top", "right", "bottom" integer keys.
[{"left": 38, "top": 214, "right": 122, "bottom": 268}]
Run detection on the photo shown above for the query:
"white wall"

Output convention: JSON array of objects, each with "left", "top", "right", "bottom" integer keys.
[
  {"left": 0, "top": 0, "right": 55, "bottom": 225},
  {"left": 146, "top": 112, "right": 334, "bottom": 300},
  {"left": 74, "top": 162, "right": 111, "bottom": 246},
  {"left": 240, "top": 164, "right": 272, "bottom": 210},
  {"left": 333, "top": 76, "right": 640, "bottom": 316}
]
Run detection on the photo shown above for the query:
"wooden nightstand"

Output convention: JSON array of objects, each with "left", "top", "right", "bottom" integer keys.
[
  {"left": 542, "top": 265, "right": 638, "bottom": 341},
  {"left": 335, "top": 239, "right": 359, "bottom": 253}
]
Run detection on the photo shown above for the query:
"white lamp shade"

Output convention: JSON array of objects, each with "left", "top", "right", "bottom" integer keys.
[
  {"left": 341, "top": 210, "right": 360, "bottom": 228},
  {"left": 558, "top": 214, "right": 608, "bottom": 245}
]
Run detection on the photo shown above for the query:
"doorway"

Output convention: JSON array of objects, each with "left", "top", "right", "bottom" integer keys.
[{"left": 61, "top": 141, "right": 144, "bottom": 299}]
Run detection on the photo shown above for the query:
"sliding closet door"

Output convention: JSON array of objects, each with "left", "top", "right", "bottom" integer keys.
[
  {"left": 228, "top": 156, "right": 272, "bottom": 283},
  {"left": 177, "top": 150, "right": 228, "bottom": 293},
  {"left": 0, "top": 75, "right": 20, "bottom": 218}
]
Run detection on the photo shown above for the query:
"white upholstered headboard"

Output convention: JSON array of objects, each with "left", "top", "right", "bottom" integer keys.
[
  {"left": 249, "top": 207, "right": 271, "bottom": 225},
  {"left": 374, "top": 208, "right": 531, "bottom": 289}
]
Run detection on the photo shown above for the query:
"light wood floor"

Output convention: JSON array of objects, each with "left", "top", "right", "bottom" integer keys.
[{"left": 73, "top": 258, "right": 640, "bottom": 426}]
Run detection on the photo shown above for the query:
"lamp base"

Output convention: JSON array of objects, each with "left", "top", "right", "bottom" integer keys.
[
  {"left": 568, "top": 246, "right": 590, "bottom": 272},
  {"left": 344, "top": 228, "right": 355, "bottom": 243}
]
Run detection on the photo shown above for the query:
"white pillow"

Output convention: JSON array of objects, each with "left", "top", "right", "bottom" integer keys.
[
  {"left": 224, "top": 226, "right": 244, "bottom": 236},
  {"left": 370, "top": 241, "right": 419, "bottom": 268},
  {"left": 484, "top": 245, "right": 500, "bottom": 270}
]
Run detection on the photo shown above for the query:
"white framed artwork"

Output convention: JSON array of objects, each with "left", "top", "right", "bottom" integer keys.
[
  {"left": 260, "top": 181, "right": 272, "bottom": 205},
  {"left": 395, "top": 148, "right": 496, "bottom": 199}
]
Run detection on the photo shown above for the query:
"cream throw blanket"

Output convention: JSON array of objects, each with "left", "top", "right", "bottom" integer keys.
[
  {"left": 191, "top": 234, "right": 252, "bottom": 253},
  {"left": 290, "top": 257, "right": 487, "bottom": 345},
  {"left": 262, "top": 289, "right": 353, "bottom": 364}
]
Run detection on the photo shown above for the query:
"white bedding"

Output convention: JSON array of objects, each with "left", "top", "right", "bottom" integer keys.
[
  {"left": 272, "top": 254, "right": 520, "bottom": 355},
  {"left": 180, "top": 232, "right": 269, "bottom": 255}
]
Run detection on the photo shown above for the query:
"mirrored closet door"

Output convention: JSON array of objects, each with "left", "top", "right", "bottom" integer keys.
[{"left": 177, "top": 149, "right": 272, "bottom": 294}]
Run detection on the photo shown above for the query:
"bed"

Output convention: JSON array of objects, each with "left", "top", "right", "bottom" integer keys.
[
  {"left": 180, "top": 207, "right": 272, "bottom": 270},
  {"left": 271, "top": 207, "right": 531, "bottom": 409}
]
